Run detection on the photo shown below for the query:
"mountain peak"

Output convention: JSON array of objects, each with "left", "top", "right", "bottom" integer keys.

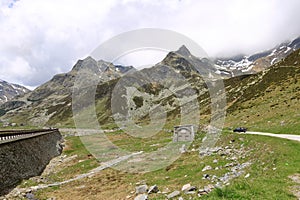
[
  {"left": 82, "top": 56, "right": 97, "bottom": 63},
  {"left": 72, "top": 56, "right": 97, "bottom": 71},
  {"left": 175, "top": 45, "right": 192, "bottom": 57},
  {"left": 0, "top": 80, "right": 30, "bottom": 105}
]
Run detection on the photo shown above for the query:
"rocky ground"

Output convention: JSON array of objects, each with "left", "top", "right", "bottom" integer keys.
[
  {"left": 130, "top": 139, "right": 254, "bottom": 200},
  {"left": 289, "top": 174, "right": 300, "bottom": 200},
  {"left": 1, "top": 133, "right": 255, "bottom": 200}
]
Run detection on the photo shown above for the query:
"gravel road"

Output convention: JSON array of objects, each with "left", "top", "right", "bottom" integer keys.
[{"left": 244, "top": 131, "right": 300, "bottom": 142}]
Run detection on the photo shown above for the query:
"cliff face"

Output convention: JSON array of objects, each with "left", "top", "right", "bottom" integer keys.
[{"left": 0, "top": 130, "right": 63, "bottom": 195}]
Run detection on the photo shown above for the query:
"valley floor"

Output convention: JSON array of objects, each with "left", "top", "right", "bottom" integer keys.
[{"left": 3, "top": 129, "right": 300, "bottom": 200}]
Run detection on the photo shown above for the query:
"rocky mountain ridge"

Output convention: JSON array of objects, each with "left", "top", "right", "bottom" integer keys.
[
  {"left": 0, "top": 58, "right": 134, "bottom": 125},
  {"left": 0, "top": 80, "right": 30, "bottom": 105},
  {"left": 1, "top": 42, "right": 299, "bottom": 131},
  {"left": 214, "top": 36, "right": 300, "bottom": 76}
]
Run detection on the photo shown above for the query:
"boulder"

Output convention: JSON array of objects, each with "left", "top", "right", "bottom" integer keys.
[{"left": 136, "top": 185, "right": 148, "bottom": 194}]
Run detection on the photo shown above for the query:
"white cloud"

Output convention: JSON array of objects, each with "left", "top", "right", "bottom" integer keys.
[
  {"left": 0, "top": 56, "right": 35, "bottom": 81},
  {"left": 115, "top": 49, "right": 169, "bottom": 70},
  {"left": 0, "top": 0, "right": 300, "bottom": 87}
]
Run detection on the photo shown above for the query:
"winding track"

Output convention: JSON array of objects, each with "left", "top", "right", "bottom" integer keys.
[{"left": 243, "top": 131, "right": 300, "bottom": 142}]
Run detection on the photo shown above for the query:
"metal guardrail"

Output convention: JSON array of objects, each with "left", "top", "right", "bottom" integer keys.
[{"left": 0, "top": 129, "right": 59, "bottom": 143}]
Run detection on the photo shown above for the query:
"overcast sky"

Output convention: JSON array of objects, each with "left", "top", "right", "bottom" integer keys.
[{"left": 1, "top": 0, "right": 300, "bottom": 88}]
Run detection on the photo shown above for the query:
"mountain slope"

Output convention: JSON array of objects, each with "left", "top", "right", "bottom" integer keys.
[
  {"left": 1, "top": 46, "right": 299, "bottom": 135},
  {"left": 162, "top": 45, "right": 218, "bottom": 77},
  {"left": 224, "top": 49, "right": 300, "bottom": 134},
  {"left": 0, "top": 45, "right": 219, "bottom": 127},
  {"left": 0, "top": 57, "right": 134, "bottom": 126},
  {"left": 215, "top": 36, "right": 300, "bottom": 76},
  {"left": 0, "top": 80, "right": 30, "bottom": 105}
]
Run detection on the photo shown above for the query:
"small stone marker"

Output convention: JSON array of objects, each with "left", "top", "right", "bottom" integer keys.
[{"left": 173, "top": 125, "right": 195, "bottom": 142}]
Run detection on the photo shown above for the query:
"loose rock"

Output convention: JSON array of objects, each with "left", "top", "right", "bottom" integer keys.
[
  {"left": 198, "top": 189, "right": 208, "bottom": 196},
  {"left": 181, "top": 183, "right": 191, "bottom": 191},
  {"left": 136, "top": 185, "right": 148, "bottom": 194},
  {"left": 134, "top": 194, "right": 148, "bottom": 200},
  {"left": 25, "top": 192, "right": 36, "bottom": 200},
  {"left": 167, "top": 191, "right": 180, "bottom": 199},
  {"left": 202, "top": 165, "right": 212, "bottom": 172},
  {"left": 225, "top": 162, "right": 234, "bottom": 168},
  {"left": 202, "top": 174, "right": 210, "bottom": 179},
  {"left": 179, "top": 144, "right": 187, "bottom": 153},
  {"left": 148, "top": 185, "right": 159, "bottom": 194},
  {"left": 183, "top": 186, "right": 197, "bottom": 194}
]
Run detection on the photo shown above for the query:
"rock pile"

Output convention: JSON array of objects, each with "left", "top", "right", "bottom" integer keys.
[
  {"left": 130, "top": 141, "right": 254, "bottom": 199},
  {"left": 166, "top": 183, "right": 215, "bottom": 199},
  {"left": 133, "top": 183, "right": 159, "bottom": 200}
]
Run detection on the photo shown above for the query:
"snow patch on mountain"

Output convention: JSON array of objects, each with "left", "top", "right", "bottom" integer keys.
[
  {"left": 214, "top": 36, "right": 300, "bottom": 76},
  {"left": 0, "top": 80, "right": 30, "bottom": 104}
]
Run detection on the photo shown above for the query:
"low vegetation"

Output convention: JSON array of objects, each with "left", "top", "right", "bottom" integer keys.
[
  {"left": 2, "top": 41, "right": 300, "bottom": 200},
  {"left": 15, "top": 128, "right": 299, "bottom": 200}
]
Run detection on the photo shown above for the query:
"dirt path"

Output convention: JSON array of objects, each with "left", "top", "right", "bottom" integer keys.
[
  {"left": 244, "top": 131, "right": 300, "bottom": 142},
  {"left": 4, "top": 151, "right": 143, "bottom": 199},
  {"left": 34, "top": 151, "right": 143, "bottom": 190}
]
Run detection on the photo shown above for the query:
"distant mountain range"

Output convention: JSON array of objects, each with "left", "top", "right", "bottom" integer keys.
[
  {"left": 0, "top": 45, "right": 217, "bottom": 126},
  {"left": 214, "top": 36, "right": 300, "bottom": 76},
  {"left": 0, "top": 80, "right": 30, "bottom": 105},
  {"left": 0, "top": 57, "right": 135, "bottom": 125},
  {"left": 0, "top": 36, "right": 299, "bottom": 129}
]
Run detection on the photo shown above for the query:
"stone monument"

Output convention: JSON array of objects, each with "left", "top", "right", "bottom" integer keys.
[{"left": 173, "top": 125, "right": 195, "bottom": 142}]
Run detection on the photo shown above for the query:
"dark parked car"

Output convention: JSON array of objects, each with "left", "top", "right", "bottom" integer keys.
[{"left": 233, "top": 127, "right": 247, "bottom": 133}]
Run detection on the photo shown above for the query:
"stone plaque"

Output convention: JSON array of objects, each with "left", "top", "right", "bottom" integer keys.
[{"left": 173, "top": 125, "right": 194, "bottom": 142}]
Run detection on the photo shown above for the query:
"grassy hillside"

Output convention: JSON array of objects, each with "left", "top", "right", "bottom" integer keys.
[
  {"left": 2, "top": 48, "right": 300, "bottom": 200},
  {"left": 1, "top": 48, "right": 299, "bottom": 136},
  {"left": 12, "top": 129, "right": 299, "bottom": 200},
  {"left": 225, "top": 49, "right": 300, "bottom": 134}
]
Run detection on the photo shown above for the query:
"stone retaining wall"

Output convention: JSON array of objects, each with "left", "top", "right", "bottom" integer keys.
[{"left": 0, "top": 130, "right": 63, "bottom": 196}]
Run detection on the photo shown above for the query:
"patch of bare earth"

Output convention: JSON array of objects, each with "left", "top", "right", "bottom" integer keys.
[
  {"left": 39, "top": 168, "right": 131, "bottom": 200},
  {"left": 289, "top": 174, "right": 300, "bottom": 200}
]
